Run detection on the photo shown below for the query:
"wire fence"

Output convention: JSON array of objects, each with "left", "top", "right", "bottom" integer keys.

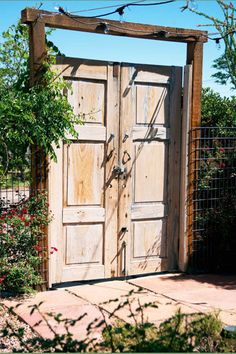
[
  {"left": 0, "top": 149, "right": 47, "bottom": 210},
  {"left": 189, "top": 127, "right": 236, "bottom": 272}
]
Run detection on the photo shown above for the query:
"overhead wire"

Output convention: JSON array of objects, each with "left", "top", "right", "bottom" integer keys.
[
  {"left": 127, "top": 0, "right": 175, "bottom": 6},
  {"left": 56, "top": 7, "right": 201, "bottom": 40},
  {"left": 53, "top": 1, "right": 236, "bottom": 44},
  {"left": 83, "top": 0, "right": 175, "bottom": 18},
  {"left": 57, "top": 0, "right": 176, "bottom": 19},
  {"left": 69, "top": 0, "right": 147, "bottom": 14},
  {"left": 54, "top": 8, "right": 200, "bottom": 40}
]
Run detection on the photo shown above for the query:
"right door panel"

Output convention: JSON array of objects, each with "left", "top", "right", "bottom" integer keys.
[{"left": 119, "top": 63, "right": 182, "bottom": 275}]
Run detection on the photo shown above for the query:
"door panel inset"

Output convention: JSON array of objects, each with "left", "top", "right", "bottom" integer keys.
[
  {"left": 65, "top": 224, "right": 103, "bottom": 265},
  {"left": 132, "top": 220, "right": 163, "bottom": 258},
  {"left": 78, "top": 80, "right": 105, "bottom": 124},
  {"left": 136, "top": 84, "right": 169, "bottom": 125},
  {"left": 134, "top": 143, "right": 165, "bottom": 203},
  {"left": 67, "top": 143, "right": 104, "bottom": 206}
]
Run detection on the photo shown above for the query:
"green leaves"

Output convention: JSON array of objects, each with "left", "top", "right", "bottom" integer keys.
[
  {"left": 201, "top": 87, "right": 236, "bottom": 127},
  {"left": 0, "top": 192, "right": 51, "bottom": 294},
  {"left": 188, "top": 0, "right": 236, "bottom": 91},
  {"left": 0, "top": 21, "right": 82, "bottom": 174}
]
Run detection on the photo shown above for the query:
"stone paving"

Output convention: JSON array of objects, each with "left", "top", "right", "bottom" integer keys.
[{"left": 2, "top": 273, "right": 236, "bottom": 341}]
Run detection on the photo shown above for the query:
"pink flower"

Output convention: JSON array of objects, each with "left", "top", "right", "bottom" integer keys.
[{"left": 50, "top": 246, "right": 58, "bottom": 255}]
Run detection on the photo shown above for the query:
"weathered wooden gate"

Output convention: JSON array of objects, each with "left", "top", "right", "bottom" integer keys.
[
  {"left": 21, "top": 7, "right": 207, "bottom": 287},
  {"left": 49, "top": 57, "right": 182, "bottom": 284}
]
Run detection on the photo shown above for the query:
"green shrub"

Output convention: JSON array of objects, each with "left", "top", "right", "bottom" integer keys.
[
  {"left": 0, "top": 192, "right": 51, "bottom": 294},
  {"left": 0, "top": 259, "right": 42, "bottom": 294},
  {"left": 201, "top": 87, "right": 236, "bottom": 127},
  {"left": 102, "top": 310, "right": 225, "bottom": 352}
]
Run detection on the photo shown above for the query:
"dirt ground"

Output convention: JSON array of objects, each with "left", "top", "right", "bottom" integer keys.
[{"left": 0, "top": 304, "right": 35, "bottom": 352}]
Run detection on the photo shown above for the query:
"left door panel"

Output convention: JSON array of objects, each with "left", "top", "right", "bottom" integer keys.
[{"left": 49, "top": 58, "right": 120, "bottom": 284}]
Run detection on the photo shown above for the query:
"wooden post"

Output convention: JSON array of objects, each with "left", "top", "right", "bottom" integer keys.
[
  {"left": 29, "top": 20, "right": 46, "bottom": 85},
  {"left": 28, "top": 19, "right": 48, "bottom": 290},
  {"left": 186, "top": 42, "right": 203, "bottom": 268},
  {"left": 29, "top": 20, "right": 47, "bottom": 191},
  {"left": 187, "top": 42, "right": 203, "bottom": 128},
  {"left": 179, "top": 65, "right": 192, "bottom": 271}
]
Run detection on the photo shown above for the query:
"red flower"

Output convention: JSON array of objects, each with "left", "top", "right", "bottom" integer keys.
[
  {"left": 219, "top": 148, "right": 225, "bottom": 153},
  {"left": 22, "top": 208, "right": 27, "bottom": 214},
  {"left": 0, "top": 275, "right": 6, "bottom": 284},
  {"left": 33, "top": 245, "right": 42, "bottom": 252},
  {"left": 25, "top": 221, "right": 30, "bottom": 227},
  {"left": 219, "top": 161, "right": 226, "bottom": 168}
]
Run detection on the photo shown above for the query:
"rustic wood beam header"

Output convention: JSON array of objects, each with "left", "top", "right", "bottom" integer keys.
[{"left": 21, "top": 8, "right": 208, "bottom": 44}]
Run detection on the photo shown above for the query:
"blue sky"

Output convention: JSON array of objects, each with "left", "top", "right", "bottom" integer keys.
[{"left": 0, "top": 1, "right": 233, "bottom": 96}]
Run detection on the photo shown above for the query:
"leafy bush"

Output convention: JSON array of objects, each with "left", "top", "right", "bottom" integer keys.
[
  {"left": 2, "top": 299, "right": 236, "bottom": 352},
  {"left": 0, "top": 192, "right": 51, "bottom": 294},
  {"left": 0, "top": 21, "right": 82, "bottom": 177},
  {"left": 201, "top": 87, "right": 236, "bottom": 127},
  {"left": 195, "top": 89, "right": 236, "bottom": 270},
  {"left": 102, "top": 310, "right": 225, "bottom": 352}
]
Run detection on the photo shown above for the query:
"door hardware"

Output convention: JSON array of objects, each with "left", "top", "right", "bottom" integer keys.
[
  {"left": 106, "top": 148, "right": 115, "bottom": 162},
  {"left": 121, "top": 227, "right": 128, "bottom": 233},
  {"left": 123, "top": 133, "right": 129, "bottom": 143},
  {"left": 121, "top": 241, "right": 127, "bottom": 276},
  {"left": 113, "top": 165, "right": 127, "bottom": 178},
  {"left": 122, "top": 150, "right": 131, "bottom": 164},
  {"left": 107, "top": 133, "right": 115, "bottom": 143}
]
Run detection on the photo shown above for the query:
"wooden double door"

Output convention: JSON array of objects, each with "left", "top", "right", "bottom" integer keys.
[{"left": 49, "top": 57, "right": 182, "bottom": 285}]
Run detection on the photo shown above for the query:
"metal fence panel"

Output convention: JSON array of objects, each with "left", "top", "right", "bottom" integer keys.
[{"left": 190, "top": 127, "right": 236, "bottom": 272}]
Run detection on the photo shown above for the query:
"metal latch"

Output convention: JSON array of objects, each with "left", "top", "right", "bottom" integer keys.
[{"left": 113, "top": 165, "right": 126, "bottom": 178}]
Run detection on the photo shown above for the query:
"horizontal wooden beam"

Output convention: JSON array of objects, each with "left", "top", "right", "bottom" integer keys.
[{"left": 21, "top": 8, "right": 208, "bottom": 43}]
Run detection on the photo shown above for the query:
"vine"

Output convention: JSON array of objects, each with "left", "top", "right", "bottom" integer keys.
[{"left": 0, "top": 21, "right": 82, "bottom": 177}]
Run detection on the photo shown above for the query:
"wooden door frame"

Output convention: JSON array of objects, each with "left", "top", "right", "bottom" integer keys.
[{"left": 21, "top": 8, "right": 208, "bottom": 284}]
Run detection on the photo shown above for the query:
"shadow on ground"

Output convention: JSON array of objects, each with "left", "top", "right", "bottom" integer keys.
[{"left": 159, "top": 273, "right": 236, "bottom": 290}]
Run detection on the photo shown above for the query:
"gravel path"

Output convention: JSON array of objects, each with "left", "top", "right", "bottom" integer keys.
[{"left": 0, "top": 303, "right": 36, "bottom": 352}]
